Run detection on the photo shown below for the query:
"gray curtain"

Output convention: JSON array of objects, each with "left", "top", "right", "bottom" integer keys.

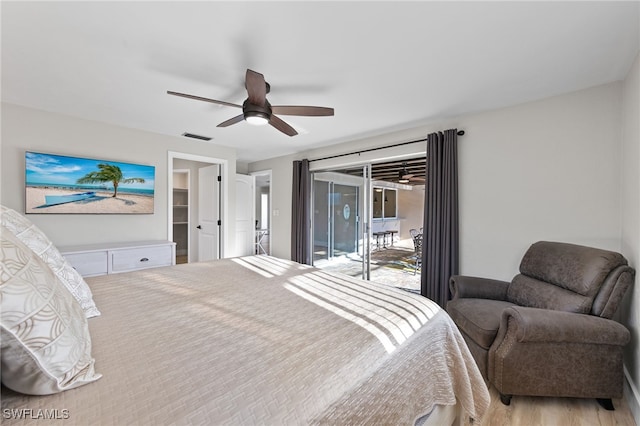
[
  {"left": 421, "top": 129, "right": 459, "bottom": 308},
  {"left": 291, "top": 159, "right": 312, "bottom": 264}
]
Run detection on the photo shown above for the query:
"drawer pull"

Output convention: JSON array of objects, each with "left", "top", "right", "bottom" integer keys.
[{"left": 140, "top": 257, "right": 150, "bottom": 262}]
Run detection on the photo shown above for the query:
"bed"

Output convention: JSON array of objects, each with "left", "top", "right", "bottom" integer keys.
[{"left": 1, "top": 208, "right": 489, "bottom": 425}]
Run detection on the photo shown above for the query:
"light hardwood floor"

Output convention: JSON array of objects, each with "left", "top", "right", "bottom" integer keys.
[{"left": 480, "top": 384, "right": 636, "bottom": 425}]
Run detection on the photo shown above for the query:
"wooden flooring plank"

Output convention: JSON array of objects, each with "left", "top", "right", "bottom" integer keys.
[{"left": 478, "top": 384, "right": 636, "bottom": 425}]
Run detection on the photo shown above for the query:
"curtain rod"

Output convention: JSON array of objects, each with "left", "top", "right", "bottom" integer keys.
[{"left": 309, "top": 130, "right": 465, "bottom": 163}]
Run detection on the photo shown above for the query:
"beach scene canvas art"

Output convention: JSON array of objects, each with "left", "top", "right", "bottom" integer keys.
[{"left": 25, "top": 151, "right": 155, "bottom": 214}]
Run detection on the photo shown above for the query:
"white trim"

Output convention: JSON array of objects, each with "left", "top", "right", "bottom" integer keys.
[
  {"left": 168, "top": 151, "right": 229, "bottom": 259},
  {"left": 624, "top": 366, "right": 640, "bottom": 423}
]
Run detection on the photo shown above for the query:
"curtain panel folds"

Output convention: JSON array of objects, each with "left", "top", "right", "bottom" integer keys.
[
  {"left": 291, "top": 159, "right": 312, "bottom": 264},
  {"left": 421, "top": 129, "right": 460, "bottom": 308}
]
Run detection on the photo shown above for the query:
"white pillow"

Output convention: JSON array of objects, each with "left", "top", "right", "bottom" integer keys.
[
  {"left": 0, "top": 205, "right": 100, "bottom": 318},
  {"left": 0, "top": 227, "right": 102, "bottom": 395}
]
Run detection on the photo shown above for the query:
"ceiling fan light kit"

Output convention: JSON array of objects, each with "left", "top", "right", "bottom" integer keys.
[
  {"left": 168, "top": 69, "right": 334, "bottom": 136},
  {"left": 243, "top": 100, "right": 271, "bottom": 126},
  {"left": 245, "top": 113, "right": 269, "bottom": 126}
]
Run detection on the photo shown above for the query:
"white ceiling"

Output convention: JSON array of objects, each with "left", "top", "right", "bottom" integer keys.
[{"left": 2, "top": 1, "right": 639, "bottom": 163}]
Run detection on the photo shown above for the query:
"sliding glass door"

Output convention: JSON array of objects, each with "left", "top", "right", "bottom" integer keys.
[{"left": 312, "top": 165, "right": 371, "bottom": 280}]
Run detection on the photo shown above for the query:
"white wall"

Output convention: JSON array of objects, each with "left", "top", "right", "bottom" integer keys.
[
  {"left": 459, "top": 82, "right": 622, "bottom": 279},
  {"left": 398, "top": 186, "right": 425, "bottom": 240},
  {"left": 620, "top": 52, "right": 640, "bottom": 422},
  {"left": 1, "top": 103, "right": 238, "bottom": 255}
]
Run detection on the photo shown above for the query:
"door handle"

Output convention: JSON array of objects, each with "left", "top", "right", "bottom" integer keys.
[{"left": 197, "top": 225, "right": 202, "bottom": 229}]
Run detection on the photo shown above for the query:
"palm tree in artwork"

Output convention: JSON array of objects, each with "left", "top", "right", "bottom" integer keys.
[{"left": 76, "top": 163, "right": 145, "bottom": 197}]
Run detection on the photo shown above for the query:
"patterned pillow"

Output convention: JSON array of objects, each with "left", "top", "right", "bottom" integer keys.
[
  {"left": 0, "top": 205, "right": 100, "bottom": 318},
  {"left": 0, "top": 227, "right": 102, "bottom": 395}
]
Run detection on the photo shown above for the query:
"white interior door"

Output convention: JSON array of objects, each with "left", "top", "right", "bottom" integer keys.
[
  {"left": 198, "top": 164, "right": 220, "bottom": 261},
  {"left": 235, "top": 174, "right": 255, "bottom": 256}
]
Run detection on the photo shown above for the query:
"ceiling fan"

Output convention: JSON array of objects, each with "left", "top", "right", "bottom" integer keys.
[
  {"left": 168, "top": 69, "right": 334, "bottom": 137},
  {"left": 399, "top": 162, "right": 425, "bottom": 183}
]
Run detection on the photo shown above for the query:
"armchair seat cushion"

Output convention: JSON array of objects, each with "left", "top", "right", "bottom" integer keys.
[{"left": 447, "top": 298, "right": 516, "bottom": 349}]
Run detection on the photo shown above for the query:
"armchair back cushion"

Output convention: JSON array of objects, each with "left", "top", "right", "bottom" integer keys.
[
  {"left": 592, "top": 266, "right": 635, "bottom": 318},
  {"left": 507, "top": 242, "right": 628, "bottom": 315}
]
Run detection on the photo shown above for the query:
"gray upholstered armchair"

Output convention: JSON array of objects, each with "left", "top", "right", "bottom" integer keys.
[{"left": 446, "top": 241, "right": 634, "bottom": 409}]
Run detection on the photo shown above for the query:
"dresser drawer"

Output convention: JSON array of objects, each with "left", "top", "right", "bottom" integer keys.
[
  {"left": 64, "top": 251, "right": 108, "bottom": 277},
  {"left": 111, "top": 246, "right": 173, "bottom": 273},
  {"left": 60, "top": 241, "right": 175, "bottom": 277}
]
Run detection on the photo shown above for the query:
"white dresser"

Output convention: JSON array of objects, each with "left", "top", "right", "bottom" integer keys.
[{"left": 59, "top": 240, "right": 176, "bottom": 277}]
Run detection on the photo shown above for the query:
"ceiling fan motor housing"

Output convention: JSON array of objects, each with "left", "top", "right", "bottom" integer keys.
[{"left": 243, "top": 99, "right": 272, "bottom": 122}]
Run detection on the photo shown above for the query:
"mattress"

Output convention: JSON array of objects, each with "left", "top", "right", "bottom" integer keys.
[{"left": 1, "top": 256, "right": 489, "bottom": 425}]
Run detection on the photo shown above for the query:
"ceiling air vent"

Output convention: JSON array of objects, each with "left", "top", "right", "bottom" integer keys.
[{"left": 182, "top": 132, "right": 212, "bottom": 141}]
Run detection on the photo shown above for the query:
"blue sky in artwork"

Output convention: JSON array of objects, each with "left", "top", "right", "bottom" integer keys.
[{"left": 26, "top": 152, "right": 155, "bottom": 190}]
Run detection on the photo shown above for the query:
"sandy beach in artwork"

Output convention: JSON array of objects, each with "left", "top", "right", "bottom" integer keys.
[{"left": 26, "top": 187, "right": 154, "bottom": 214}]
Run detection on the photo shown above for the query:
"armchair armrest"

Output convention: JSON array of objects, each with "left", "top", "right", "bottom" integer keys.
[
  {"left": 449, "top": 275, "right": 510, "bottom": 301},
  {"left": 499, "top": 306, "right": 630, "bottom": 346},
  {"left": 490, "top": 306, "right": 630, "bottom": 399}
]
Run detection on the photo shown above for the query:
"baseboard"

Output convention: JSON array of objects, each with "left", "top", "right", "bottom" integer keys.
[{"left": 624, "top": 366, "right": 640, "bottom": 424}]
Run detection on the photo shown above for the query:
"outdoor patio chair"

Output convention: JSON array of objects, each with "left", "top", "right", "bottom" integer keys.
[{"left": 411, "top": 232, "right": 422, "bottom": 275}]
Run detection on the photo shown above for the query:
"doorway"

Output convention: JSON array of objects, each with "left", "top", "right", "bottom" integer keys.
[
  {"left": 311, "top": 158, "right": 425, "bottom": 290},
  {"left": 234, "top": 173, "right": 255, "bottom": 256},
  {"left": 251, "top": 170, "right": 272, "bottom": 255},
  {"left": 168, "top": 152, "right": 226, "bottom": 262},
  {"left": 312, "top": 165, "right": 371, "bottom": 280},
  {"left": 172, "top": 169, "right": 190, "bottom": 264}
]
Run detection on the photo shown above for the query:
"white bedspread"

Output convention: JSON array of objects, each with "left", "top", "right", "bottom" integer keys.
[{"left": 1, "top": 256, "right": 489, "bottom": 425}]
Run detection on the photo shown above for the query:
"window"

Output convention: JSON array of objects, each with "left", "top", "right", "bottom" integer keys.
[{"left": 373, "top": 188, "right": 397, "bottom": 219}]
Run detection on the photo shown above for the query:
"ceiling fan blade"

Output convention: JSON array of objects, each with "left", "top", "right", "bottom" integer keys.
[
  {"left": 410, "top": 177, "right": 426, "bottom": 182},
  {"left": 167, "top": 91, "right": 242, "bottom": 109},
  {"left": 217, "top": 114, "right": 245, "bottom": 128},
  {"left": 269, "top": 115, "right": 298, "bottom": 137},
  {"left": 245, "top": 69, "right": 267, "bottom": 106},
  {"left": 271, "top": 105, "right": 334, "bottom": 116}
]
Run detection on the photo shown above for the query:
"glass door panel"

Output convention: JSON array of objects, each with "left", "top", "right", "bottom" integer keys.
[
  {"left": 331, "top": 183, "right": 358, "bottom": 257},
  {"left": 313, "top": 180, "right": 330, "bottom": 263},
  {"left": 312, "top": 165, "right": 371, "bottom": 280}
]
